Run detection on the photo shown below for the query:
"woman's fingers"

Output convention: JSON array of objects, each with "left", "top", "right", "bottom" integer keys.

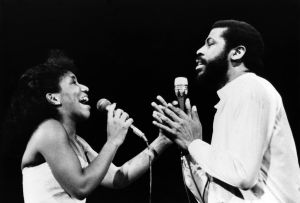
[{"left": 107, "top": 103, "right": 116, "bottom": 120}]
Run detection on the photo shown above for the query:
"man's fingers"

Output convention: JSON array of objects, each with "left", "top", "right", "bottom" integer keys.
[
  {"left": 154, "top": 110, "right": 179, "bottom": 128},
  {"left": 163, "top": 105, "right": 182, "bottom": 122},
  {"left": 151, "top": 102, "right": 164, "bottom": 114},
  {"left": 185, "top": 98, "right": 192, "bottom": 117},
  {"left": 172, "top": 100, "right": 178, "bottom": 106},
  {"left": 156, "top": 95, "right": 168, "bottom": 107},
  {"left": 153, "top": 111, "right": 163, "bottom": 123},
  {"left": 191, "top": 105, "right": 200, "bottom": 121},
  {"left": 152, "top": 121, "right": 174, "bottom": 137},
  {"left": 167, "top": 103, "right": 187, "bottom": 120}
]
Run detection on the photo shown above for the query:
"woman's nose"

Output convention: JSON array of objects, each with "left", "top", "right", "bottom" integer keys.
[{"left": 80, "top": 84, "right": 89, "bottom": 92}]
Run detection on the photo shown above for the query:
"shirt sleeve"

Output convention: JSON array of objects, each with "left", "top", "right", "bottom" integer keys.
[
  {"left": 188, "top": 85, "right": 276, "bottom": 189},
  {"left": 182, "top": 155, "right": 209, "bottom": 203}
]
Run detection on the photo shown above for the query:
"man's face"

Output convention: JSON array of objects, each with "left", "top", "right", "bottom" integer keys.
[{"left": 195, "top": 27, "right": 229, "bottom": 86}]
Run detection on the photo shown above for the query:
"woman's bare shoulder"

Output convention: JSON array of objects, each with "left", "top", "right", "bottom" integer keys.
[
  {"left": 31, "top": 119, "right": 68, "bottom": 147},
  {"left": 22, "top": 119, "right": 67, "bottom": 168}
]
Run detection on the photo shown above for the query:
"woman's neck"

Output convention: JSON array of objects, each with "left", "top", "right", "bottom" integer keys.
[{"left": 60, "top": 116, "right": 77, "bottom": 140}]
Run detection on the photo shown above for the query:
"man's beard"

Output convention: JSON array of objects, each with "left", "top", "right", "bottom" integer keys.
[{"left": 196, "top": 49, "right": 229, "bottom": 90}]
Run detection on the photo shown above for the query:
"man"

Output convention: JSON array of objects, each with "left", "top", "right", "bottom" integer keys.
[{"left": 151, "top": 20, "right": 300, "bottom": 202}]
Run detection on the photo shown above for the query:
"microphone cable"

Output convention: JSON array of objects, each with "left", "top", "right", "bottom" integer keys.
[
  {"left": 180, "top": 151, "right": 209, "bottom": 203},
  {"left": 146, "top": 141, "right": 152, "bottom": 203},
  {"left": 145, "top": 140, "right": 154, "bottom": 203},
  {"left": 145, "top": 139, "right": 159, "bottom": 203}
]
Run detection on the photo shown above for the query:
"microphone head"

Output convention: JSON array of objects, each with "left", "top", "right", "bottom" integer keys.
[
  {"left": 174, "top": 77, "right": 188, "bottom": 97},
  {"left": 96, "top": 98, "right": 112, "bottom": 111}
]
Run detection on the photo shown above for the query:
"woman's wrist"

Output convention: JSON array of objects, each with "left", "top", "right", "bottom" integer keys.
[
  {"left": 106, "top": 139, "right": 122, "bottom": 149},
  {"left": 145, "top": 146, "right": 159, "bottom": 161},
  {"left": 158, "top": 132, "right": 172, "bottom": 145}
]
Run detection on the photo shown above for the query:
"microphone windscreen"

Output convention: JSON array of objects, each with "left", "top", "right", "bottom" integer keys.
[
  {"left": 174, "top": 77, "right": 188, "bottom": 86},
  {"left": 96, "top": 98, "right": 112, "bottom": 111},
  {"left": 174, "top": 77, "right": 188, "bottom": 97}
]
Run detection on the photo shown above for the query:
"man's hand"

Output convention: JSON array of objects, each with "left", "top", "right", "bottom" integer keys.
[
  {"left": 151, "top": 95, "right": 202, "bottom": 151},
  {"left": 151, "top": 96, "right": 172, "bottom": 145}
]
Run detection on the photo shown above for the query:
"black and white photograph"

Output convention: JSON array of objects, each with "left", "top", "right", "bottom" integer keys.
[{"left": 0, "top": 0, "right": 299, "bottom": 202}]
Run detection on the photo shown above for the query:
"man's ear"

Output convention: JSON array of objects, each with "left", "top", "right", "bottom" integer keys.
[
  {"left": 230, "top": 45, "right": 246, "bottom": 61},
  {"left": 46, "top": 93, "right": 61, "bottom": 106}
]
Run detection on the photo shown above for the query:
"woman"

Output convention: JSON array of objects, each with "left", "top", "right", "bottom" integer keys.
[{"left": 4, "top": 50, "right": 171, "bottom": 202}]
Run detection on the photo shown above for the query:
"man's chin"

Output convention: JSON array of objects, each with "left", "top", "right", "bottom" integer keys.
[
  {"left": 196, "top": 68, "right": 212, "bottom": 83},
  {"left": 195, "top": 61, "right": 229, "bottom": 89},
  {"left": 195, "top": 67, "right": 206, "bottom": 79},
  {"left": 195, "top": 69, "right": 222, "bottom": 89}
]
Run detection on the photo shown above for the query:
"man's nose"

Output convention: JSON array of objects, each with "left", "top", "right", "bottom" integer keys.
[{"left": 196, "top": 46, "right": 205, "bottom": 55}]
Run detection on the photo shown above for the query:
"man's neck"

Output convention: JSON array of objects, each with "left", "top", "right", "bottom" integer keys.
[{"left": 226, "top": 63, "right": 249, "bottom": 85}]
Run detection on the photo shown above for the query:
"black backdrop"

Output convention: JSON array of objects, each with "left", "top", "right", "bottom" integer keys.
[{"left": 0, "top": 0, "right": 299, "bottom": 202}]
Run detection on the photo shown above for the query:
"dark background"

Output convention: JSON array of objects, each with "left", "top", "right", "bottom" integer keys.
[{"left": 0, "top": 0, "right": 299, "bottom": 202}]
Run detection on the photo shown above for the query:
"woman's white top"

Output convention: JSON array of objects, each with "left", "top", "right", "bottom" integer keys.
[{"left": 22, "top": 136, "right": 96, "bottom": 203}]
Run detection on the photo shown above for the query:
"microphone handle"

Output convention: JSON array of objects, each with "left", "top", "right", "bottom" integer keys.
[
  {"left": 177, "top": 96, "right": 185, "bottom": 111},
  {"left": 130, "top": 124, "right": 148, "bottom": 143}
]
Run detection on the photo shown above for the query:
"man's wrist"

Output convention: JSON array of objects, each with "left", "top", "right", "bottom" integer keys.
[{"left": 187, "top": 139, "right": 203, "bottom": 153}]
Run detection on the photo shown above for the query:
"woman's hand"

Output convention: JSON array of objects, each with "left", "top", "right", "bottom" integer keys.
[{"left": 106, "top": 103, "right": 133, "bottom": 147}]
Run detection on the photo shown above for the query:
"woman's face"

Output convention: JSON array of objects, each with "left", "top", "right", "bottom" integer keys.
[{"left": 57, "top": 71, "right": 91, "bottom": 121}]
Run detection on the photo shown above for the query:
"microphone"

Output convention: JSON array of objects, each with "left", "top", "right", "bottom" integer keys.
[
  {"left": 96, "top": 98, "right": 148, "bottom": 143},
  {"left": 174, "top": 77, "right": 188, "bottom": 111}
]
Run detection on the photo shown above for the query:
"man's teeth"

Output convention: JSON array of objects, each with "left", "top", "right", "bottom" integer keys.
[
  {"left": 197, "top": 62, "right": 203, "bottom": 65},
  {"left": 196, "top": 59, "right": 204, "bottom": 66},
  {"left": 195, "top": 65, "right": 206, "bottom": 73}
]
